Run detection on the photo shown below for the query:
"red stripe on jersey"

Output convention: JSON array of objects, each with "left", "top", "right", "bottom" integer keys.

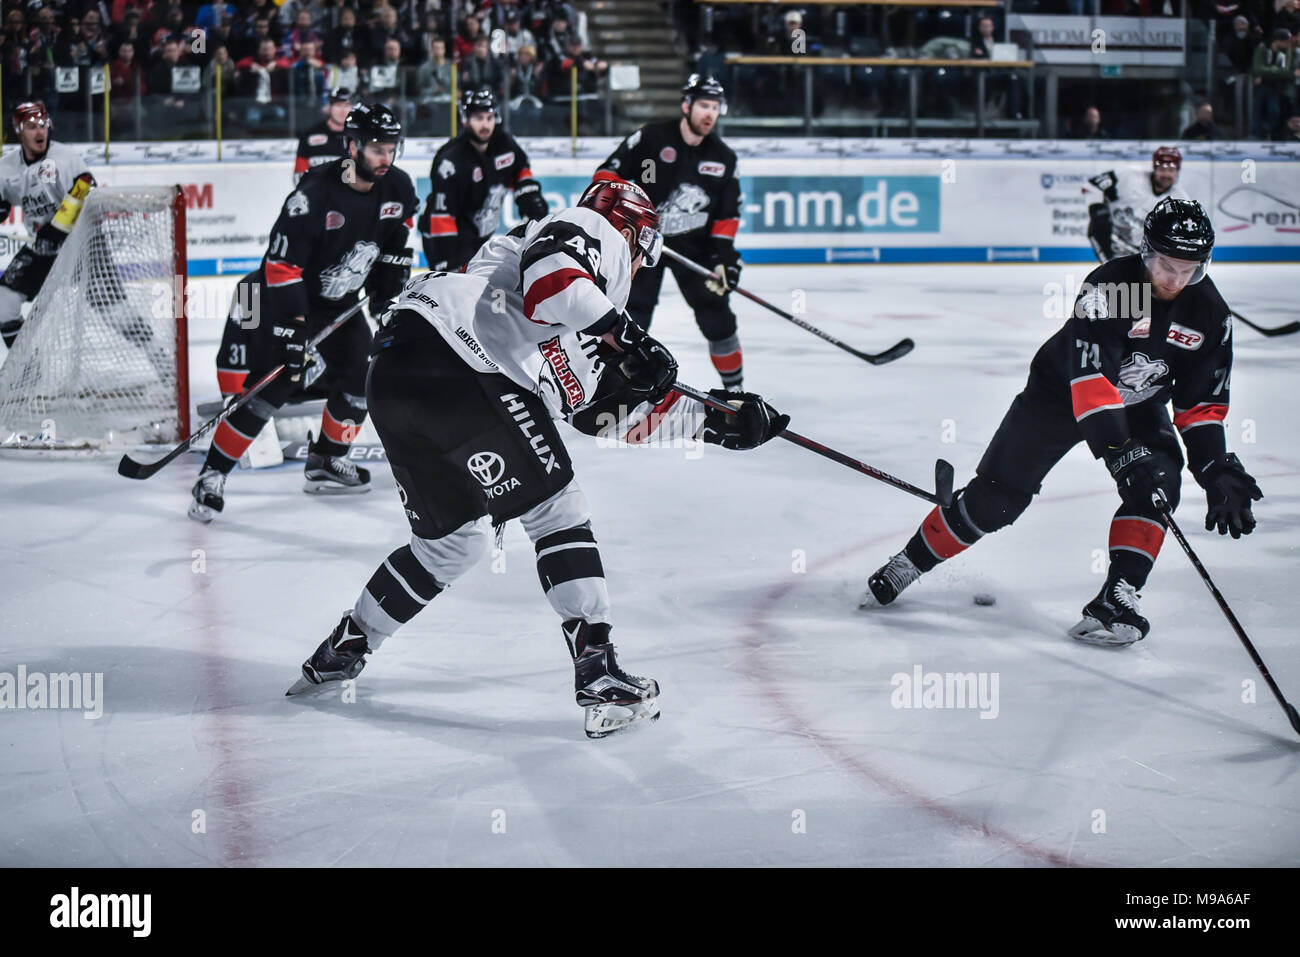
[
  {"left": 592, "top": 170, "right": 628, "bottom": 185},
  {"left": 211, "top": 420, "right": 255, "bottom": 461},
  {"left": 920, "top": 506, "right": 970, "bottom": 560},
  {"left": 321, "top": 406, "right": 360, "bottom": 445},
  {"left": 404, "top": 216, "right": 414, "bottom": 230},
  {"left": 1173, "top": 403, "right": 1227, "bottom": 431},
  {"left": 1109, "top": 517, "right": 1165, "bottom": 561},
  {"left": 709, "top": 348, "right": 743, "bottom": 374},
  {"left": 710, "top": 218, "right": 739, "bottom": 239},
  {"left": 623, "top": 390, "right": 683, "bottom": 445},
  {"left": 426, "top": 214, "right": 457, "bottom": 236},
  {"left": 523, "top": 267, "right": 591, "bottom": 321},
  {"left": 216, "top": 369, "right": 247, "bottom": 396},
  {"left": 1070, "top": 374, "right": 1125, "bottom": 421},
  {"left": 265, "top": 260, "right": 303, "bottom": 287},
  {"left": 293, "top": 156, "right": 309, "bottom": 174},
  {"left": 514, "top": 167, "right": 534, "bottom": 185}
]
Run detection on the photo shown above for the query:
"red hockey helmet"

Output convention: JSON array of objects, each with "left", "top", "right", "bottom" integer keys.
[
  {"left": 1152, "top": 145, "right": 1182, "bottom": 169},
  {"left": 577, "top": 177, "right": 663, "bottom": 266},
  {"left": 12, "top": 100, "right": 51, "bottom": 135}
]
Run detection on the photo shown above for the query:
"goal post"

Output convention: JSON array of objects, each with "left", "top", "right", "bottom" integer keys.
[{"left": 0, "top": 184, "right": 190, "bottom": 451}]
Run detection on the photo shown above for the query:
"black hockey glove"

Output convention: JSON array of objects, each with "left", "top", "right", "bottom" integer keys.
[
  {"left": 271, "top": 315, "right": 307, "bottom": 380},
  {"left": 514, "top": 178, "right": 549, "bottom": 222},
  {"left": 609, "top": 313, "right": 677, "bottom": 403},
  {"left": 1105, "top": 440, "right": 1176, "bottom": 514},
  {"left": 705, "top": 254, "right": 742, "bottom": 296},
  {"left": 367, "top": 249, "right": 413, "bottom": 308},
  {"left": 699, "top": 390, "right": 790, "bottom": 450},
  {"left": 1197, "top": 453, "right": 1262, "bottom": 538}
]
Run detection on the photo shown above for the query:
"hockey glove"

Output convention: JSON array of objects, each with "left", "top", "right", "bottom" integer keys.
[
  {"left": 514, "top": 178, "right": 549, "bottom": 222},
  {"left": 1197, "top": 452, "right": 1262, "bottom": 538},
  {"left": 705, "top": 257, "right": 742, "bottom": 296},
  {"left": 367, "top": 249, "right": 413, "bottom": 308},
  {"left": 1105, "top": 440, "right": 1176, "bottom": 514},
  {"left": 271, "top": 315, "right": 308, "bottom": 381},
  {"left": 699, "top": 390, "right": 790, "bottom": 450},
  {"left": 609, "top": 313, "right": 677, "bottom": 404}
]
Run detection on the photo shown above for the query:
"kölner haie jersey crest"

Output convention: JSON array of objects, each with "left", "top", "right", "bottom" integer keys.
[
  {"left": 394, "top": 206, "right": 631, "bottom": 417},
  {"left": 263, "top": 158, "right": 419, "bottom": 318},
  {"left": 0, "top": 141, "right": 91, "bottom": 233},
  {"left": 1030, "top": 253, "right": 1234, "bottom": 472}
]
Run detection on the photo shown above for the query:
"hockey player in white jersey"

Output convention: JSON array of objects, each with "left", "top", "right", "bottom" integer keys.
[
  {"left": 286, "top": 178, "right": 789, "bottom": 738},
  {"left": 0, "top": 101, "right": 95, "bottom": 350},
  {"left": 1086, "top": 146, "right": 1189, "bottom": 262}
]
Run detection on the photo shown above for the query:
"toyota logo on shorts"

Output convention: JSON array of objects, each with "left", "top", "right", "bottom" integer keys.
[{"left": 468, "top": 451, "right": 506, "bottom": 486}]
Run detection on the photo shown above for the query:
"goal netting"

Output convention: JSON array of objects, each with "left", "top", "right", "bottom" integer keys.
[{"left": 0, "top": 185, "right": 189, "bottom": 451}]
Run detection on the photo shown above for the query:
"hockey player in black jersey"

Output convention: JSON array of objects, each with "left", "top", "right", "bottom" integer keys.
[
  {"left": 286, "top": 178, "right": 789, "bottom": 738},
  {"left": 191, "top": 103, "right": 418, "bottom": 522},
  {"left": 419, "top": 88, "right": 549, "bottom": 272},
  {"left": 864, "top": 199, "right": 1262, "bottom": 647},
  {"left": 293, "top": 86, "right": 354, "bottom": 183},
  {"left": 593, "top": 74, "right": 746, "bottom": 390}
]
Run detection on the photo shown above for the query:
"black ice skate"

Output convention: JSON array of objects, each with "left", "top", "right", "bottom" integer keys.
[
  {"left": 862, "top": 550, "right": 922, "bottom": 607},
  {"left": 1069, "top": 578, "right": 1150, "bottom": 647},
  {"left": 286, "top": 613, "right": 372, "bottom": 695},
  {"left": 563, "top": 619, "right": 660, "bottom": 738},
  {"left": 188, "top": 467, "right": 227, "bottom": 523},
  {"left": 303, "top": 449, "right": 371, "bottom": 495}
]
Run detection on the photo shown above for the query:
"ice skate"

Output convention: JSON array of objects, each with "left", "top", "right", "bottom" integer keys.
[
  {"left": 286, "top": 613, "right": 372, "bottom": 695},
  {"left": 1069, "top": 578, "right": 1150, "bottom": 647},
  {"left": 563, "top": 619, "right": 660, "bottom": 739},
  {"left": 303, "top": 449, "right": 371, "bottom": 495},
  {"left": 862, "top": 551, "right": 921, "bottom": 607},
  {"left": 188, "top": 467, "right": 227, "bottom": 523}
]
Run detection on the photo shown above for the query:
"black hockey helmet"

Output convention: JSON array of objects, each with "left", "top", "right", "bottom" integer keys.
[
  {"left": 1142, "top": 197, "right": 1214, "bottom": 284},
  {"left": 344, "top": 102, "right": 403, "bottom": 149},
  {"left": 459, "top": 87, "right": 500, "bottom": 125},
  {"left": 681, "top": 73, "right": 726, "bottom": 113}
]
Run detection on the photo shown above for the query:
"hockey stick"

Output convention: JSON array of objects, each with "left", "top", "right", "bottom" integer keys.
[
  {"left": 1154, "top": 493, "right": 1300, "bottom": 737},
  {"left": 1232, "top": 310, "right": 1300, "bottom": 338},
  {"left": 675, "top": 381, "right": 955, "bottom": 506},
  {"left": 661, "top": 247, "right": 915, "bottom": 366},
  {"left": 117, "top": 297, "right": 370, "bottom": 480}
]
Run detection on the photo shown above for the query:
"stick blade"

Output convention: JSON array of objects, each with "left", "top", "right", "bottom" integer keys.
[
  {"left": 117, "top": 451, "right": 168, "bottom": 480},
  {"left": 934, "top": 459, "right": 955, "bottom": 507},
  {"left": 859, "top": 337, "right": 915, "bottom": 365}
]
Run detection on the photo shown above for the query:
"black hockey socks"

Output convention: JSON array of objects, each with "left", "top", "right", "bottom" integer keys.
[
  {"left": 312, "top": 392, "right": 368, "bottom": 459},
  {"left": 709, "top": 335, "right": 743, "bottom": 390},
  {"left": 352, "top": 545, "right": 444, "bottom": 645},
  {"left": 1107, "top": 514, "right": 1167, "bottom": 591},
  {"left": 904, "top": 490, "right": 987, "bottom": 573},
  {"left": 534, "top": 524, "right": 610, "bottom": 624},
  {"left": 204, "top": 397, "right": 278, "bottom": 475}
]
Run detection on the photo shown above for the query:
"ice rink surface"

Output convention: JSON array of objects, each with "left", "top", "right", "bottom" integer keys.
[{"left": 2, "top": 263, "right": 1297, "bottom": 867}]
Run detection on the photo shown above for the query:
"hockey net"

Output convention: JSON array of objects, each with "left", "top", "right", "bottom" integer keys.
[{"left": 0, "top": 185, "right": 189, "bottom": 451}]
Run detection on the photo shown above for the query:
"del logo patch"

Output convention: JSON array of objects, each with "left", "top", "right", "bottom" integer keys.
[
  {"left": 308, "top": 133, "right": 328, "bottom": 146},
  {"left": 1166, "top": 322, "right": 1204, "bottom": 349},
  {"left": 698, "top": 161, "right": 725, "bottom": 176},
  {"left": 494, "top": 151, "right": 515, "bottom": 170},
  {"left": 379, "top": 201, "right": 403, "bottom": 219}
]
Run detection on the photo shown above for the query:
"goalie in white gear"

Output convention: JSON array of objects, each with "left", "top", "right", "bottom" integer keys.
[
  {"left": 287, "top": 178, "right": 790, "bottom": 739},
  {"left": 1086, "top": 146, "right": 1190, "bottom": 262},
  {"left": 0, "top": 101, "right": 95, "bottom": 351}
]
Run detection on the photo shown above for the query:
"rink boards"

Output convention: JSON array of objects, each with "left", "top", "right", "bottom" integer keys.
[{"left": 1, "top": 138, "right": 1296, "bottom": 274}]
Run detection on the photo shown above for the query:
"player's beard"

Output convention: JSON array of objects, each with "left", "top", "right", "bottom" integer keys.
[
  {"left": 355, "top": 149, "right": 390, "bottom": 182},
  {"left": 685, "top": 110, "right": 713, "bottom": 139}
]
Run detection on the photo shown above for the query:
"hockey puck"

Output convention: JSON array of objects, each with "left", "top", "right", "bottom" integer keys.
[{"left": 973, "top": 593, "right": 996, "bottom": 606}]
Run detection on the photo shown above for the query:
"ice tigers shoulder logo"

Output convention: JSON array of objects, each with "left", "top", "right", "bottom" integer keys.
[
  {"left": 1078, "top": 286, "right": 1108, "bottom": 321},
  {"left": 286, "top": 191, "right": 309, "bottom": 217},
  {"left": 437, "top": 158, "right": 456, "bottom": 179}
]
